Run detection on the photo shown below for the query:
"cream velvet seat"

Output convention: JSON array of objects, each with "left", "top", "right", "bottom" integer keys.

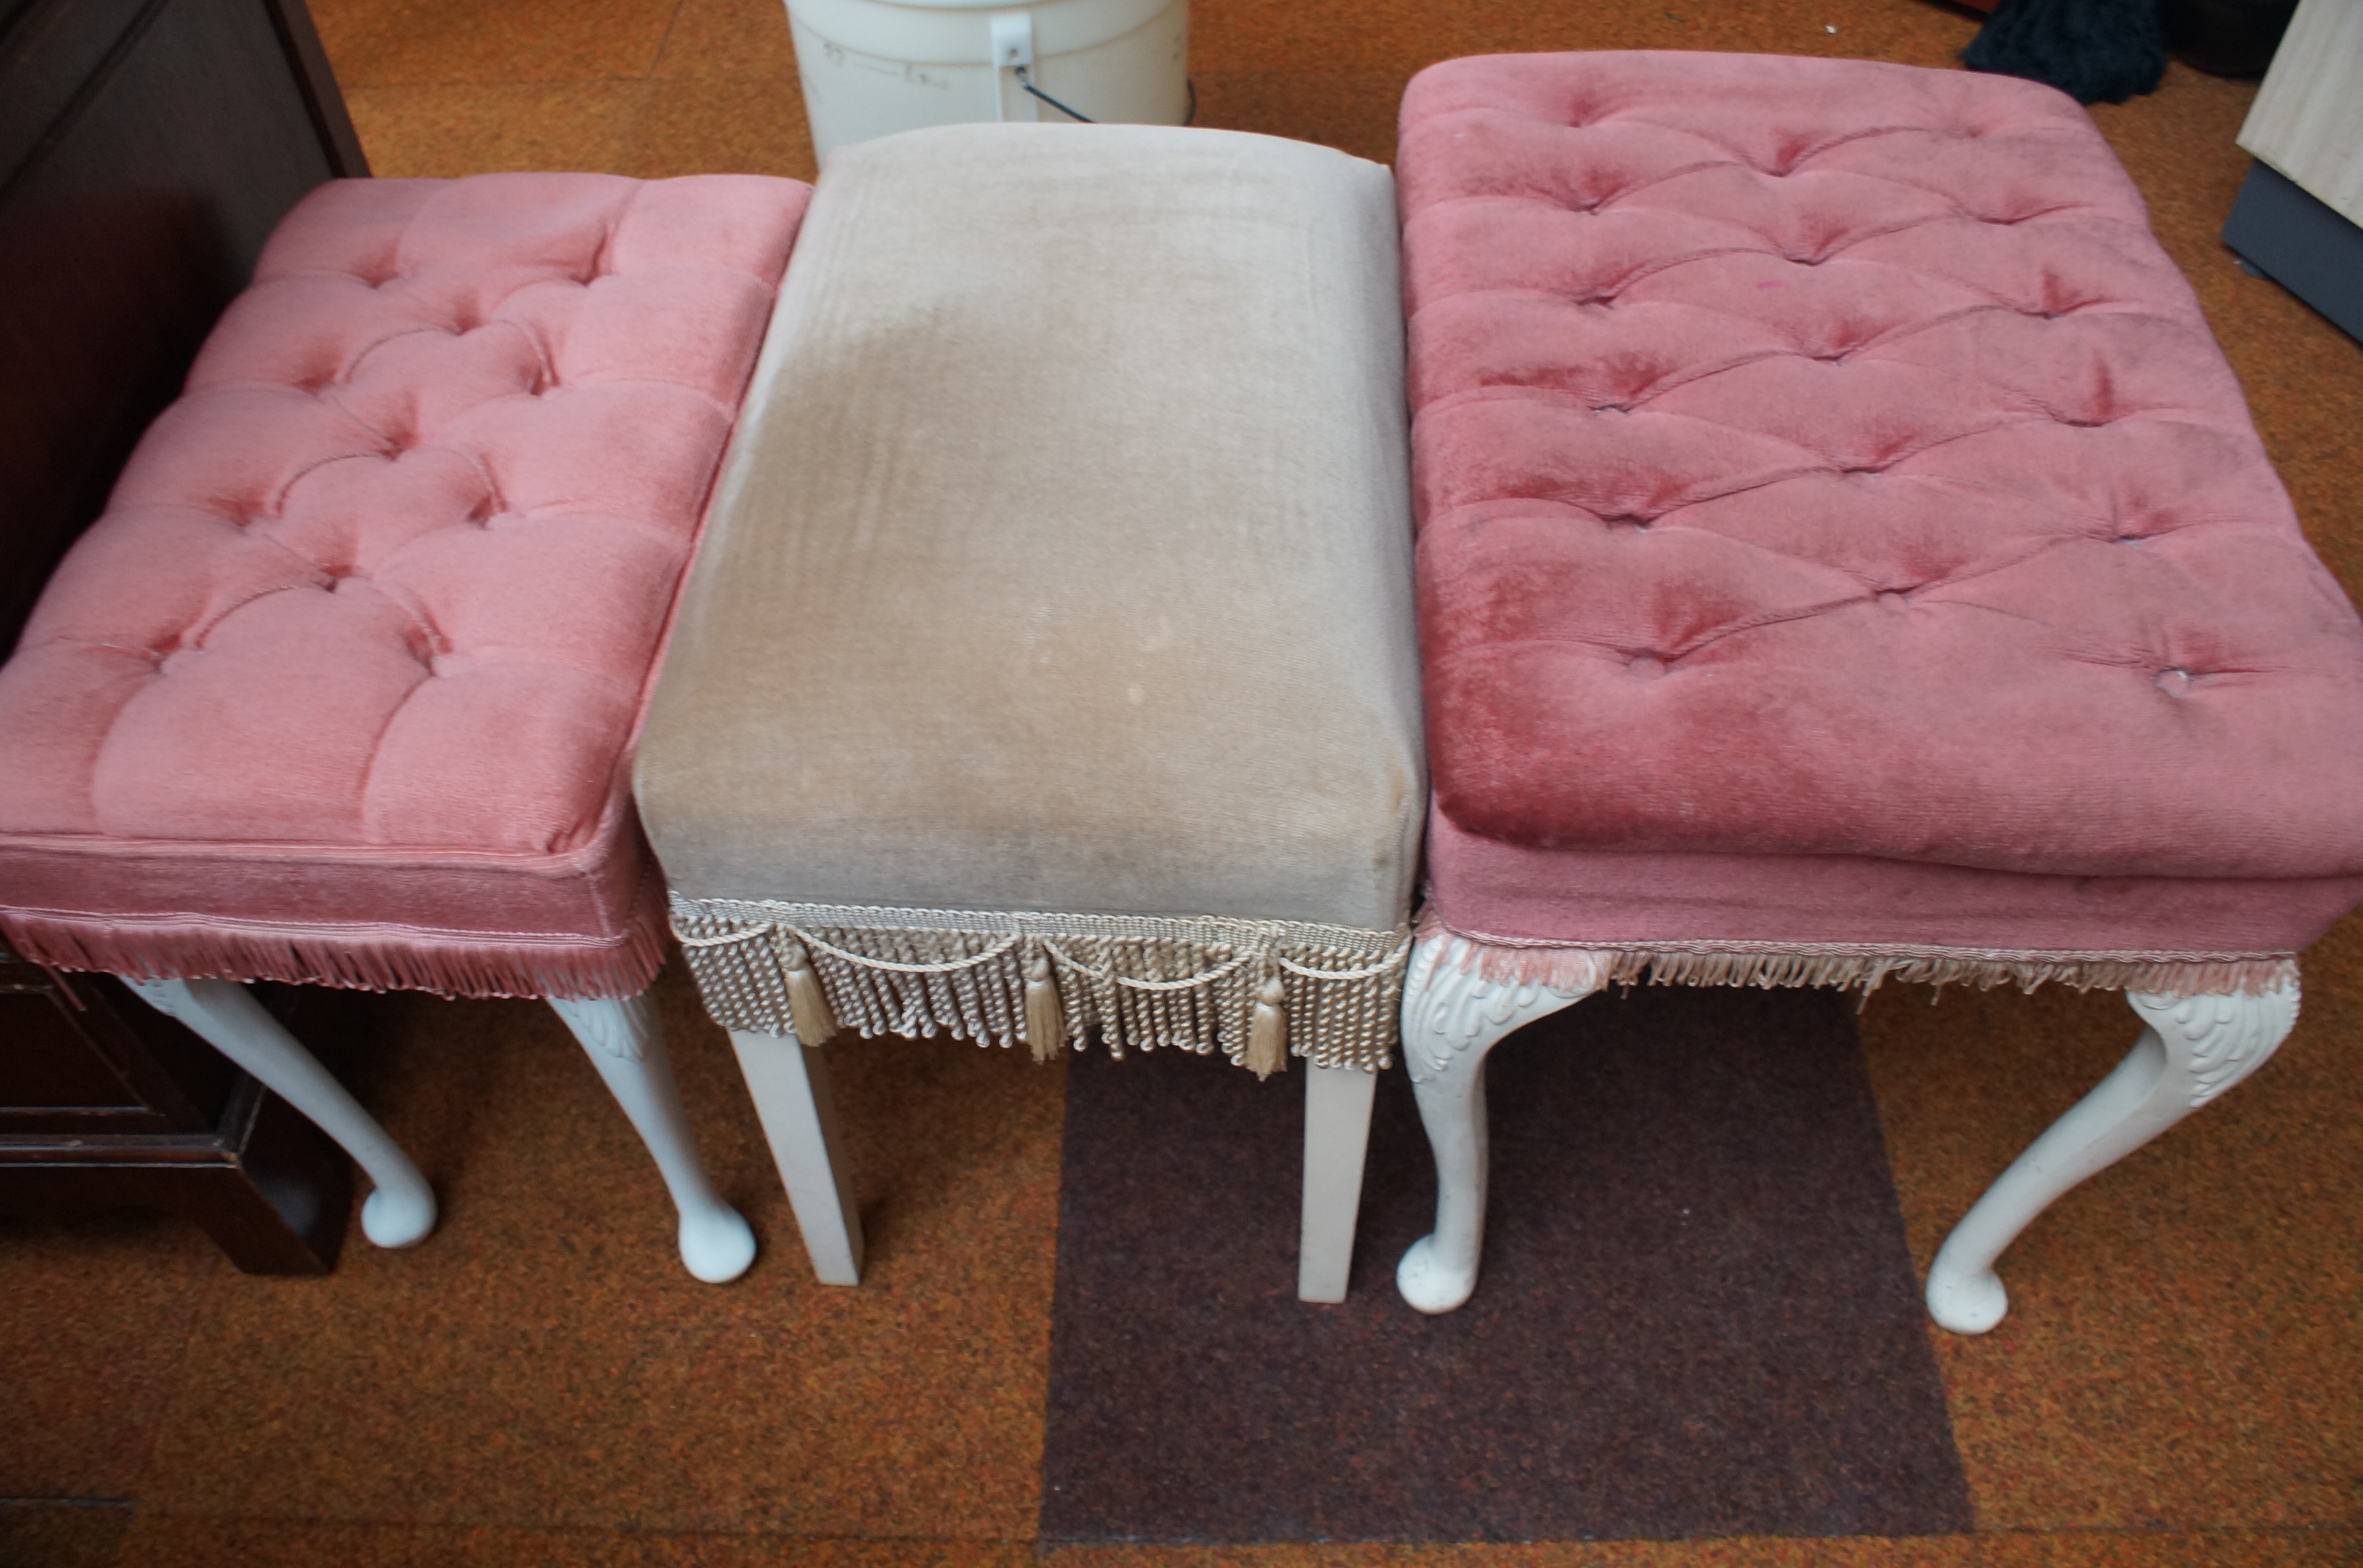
[{"left": 634, "top": 123, "right": 1425, "bottom": 1298}]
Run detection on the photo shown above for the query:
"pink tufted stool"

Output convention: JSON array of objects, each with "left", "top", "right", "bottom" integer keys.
[
  {"left": 1392, "top": 53, "right": 2363, "bottom": 1329},
  {"left": 0, "top": 172, "right": 810, "bottom": 1281}
]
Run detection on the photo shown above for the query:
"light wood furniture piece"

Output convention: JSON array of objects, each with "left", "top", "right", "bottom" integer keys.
[
  {"left": 2237, "top": 0, "right": 2362, "bottom": 216},
  {"left": 2225, "top": 0, "right": 2363, "bottom": 340}
]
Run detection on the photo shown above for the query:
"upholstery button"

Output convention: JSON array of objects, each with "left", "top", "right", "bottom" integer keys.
[
  {"left": 1877, "top": 590, "right": 1911, "bottom": 611},
  {"left": 1627, "top": 654, "right": 1668, "bottom": 679},
  {"left": 2156, "top": 667, "right": 2197, "bottom": 697}
]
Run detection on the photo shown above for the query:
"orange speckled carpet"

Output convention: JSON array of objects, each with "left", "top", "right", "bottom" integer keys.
[{"left": 5, "top": 1, "right": 2360, "bottom": 1564}]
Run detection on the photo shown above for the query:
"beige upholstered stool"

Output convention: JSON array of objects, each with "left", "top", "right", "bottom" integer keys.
[{"left": 634, "top": 124, "right": 1425, "bottom": 1299}]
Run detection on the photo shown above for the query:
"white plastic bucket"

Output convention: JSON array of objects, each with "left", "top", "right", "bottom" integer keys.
[{"left": 784, "top": 0, "right": 1189, "bottom": 162}]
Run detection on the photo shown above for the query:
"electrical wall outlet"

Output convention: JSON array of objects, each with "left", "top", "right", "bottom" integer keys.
[{"left": 990, "top": 13, "right": 1034, "bottom": 70}]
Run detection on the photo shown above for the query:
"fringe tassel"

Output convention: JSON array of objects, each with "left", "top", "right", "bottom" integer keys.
[
  {"left": 671, "top": 895, "right": 1411, "bottom": 1071},
  {"left": 779, "top": 938, "right": 840, "bottom": 1045},
  {"left": 1025, "top": 950, "right": 1066, "bottom": 1064},
  {"left": 1417, "top": 909, "right": 2301, "bottom": 1000},
  {"left": 0, "top": 902, "right": 668, "bottom": 1001},
  {"left": 1246, "top": 975, "right": 1288, "bottom": 1079}
]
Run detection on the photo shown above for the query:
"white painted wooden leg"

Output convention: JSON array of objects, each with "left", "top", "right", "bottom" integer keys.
[
  {"left": 549, "top": 993, "right": 756, "bottom": 1285},
  {"left": 728, "top": 1027, "right": 864, "bottom": 1286},
  {"left": 1926, "top": 983, "right": 2300, "bottom": 1335},
  {"left": 1298, "top": 1061, "right": 1378, "bottom": 1302},
  {"left": 125, "top": 977, "right": 438, "bottom": 1249},
  {"left": 1395, "top": 936, "right": 1601, "bottom": 1314}
]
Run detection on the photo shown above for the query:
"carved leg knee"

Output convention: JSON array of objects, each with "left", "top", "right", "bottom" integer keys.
[
  {"left": 1926, "top": 983, "right": 2300, "bottom": 1334},
  {"left": 550, "top": 993, "right": 756, "bottom": 1284},
  {"left": 1395, "top": 936, "right": 1601, "bottom": 1314}
]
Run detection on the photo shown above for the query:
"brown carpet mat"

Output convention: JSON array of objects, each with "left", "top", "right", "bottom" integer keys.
[{"left": 1040, "top": 985, "right": 1972, "bottom": 1543}]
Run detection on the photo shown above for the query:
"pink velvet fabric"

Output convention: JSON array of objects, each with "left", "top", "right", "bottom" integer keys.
[
  {"left": 1401, "top": 53, "right": 2363, "bottom": 957},
  {"left": 1426, "top": 807, "right": 2363, "bottom": 959},
  {"left": 0, "top": 173, "right": 810, "bottom": 997}
]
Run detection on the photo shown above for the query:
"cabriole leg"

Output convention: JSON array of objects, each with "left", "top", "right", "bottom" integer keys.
[
  {"left": 125, "top": 976, "right": 438, "bottom": 1249},
  {"left": 1298, "top": 1061, "right": 1378, "bottom": 1302},
  {"left": 1925, "top": 983, "right": 2300, "bottom": 1334},
  {"left": 549, "top": 993, "right": 756, "bottom": 1285},
  {"left": 1395, "top": 936, "right": 1599, "bottom": 1314},
  {"left": 729, "top": 1026, "right": 864, "bottom": 1286}
]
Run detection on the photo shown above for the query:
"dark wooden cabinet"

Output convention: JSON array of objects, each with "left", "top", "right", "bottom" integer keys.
[
  {"left": 0, "top": 948, "right": 352, "bottom": 1271},
  {"left": 1, "top": 0, "right": 366, "bottom": 644},
  {"left": 0, "top": 0, "right": 370, "bottom": 1271}
]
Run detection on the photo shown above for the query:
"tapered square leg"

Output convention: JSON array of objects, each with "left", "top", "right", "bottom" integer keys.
[
  {"left": 1298, "top": 1061, "right": 1378, "bottom": 1302},
  {"left": 730, "top": 1027, "right": 864, "bottom": 1285}
]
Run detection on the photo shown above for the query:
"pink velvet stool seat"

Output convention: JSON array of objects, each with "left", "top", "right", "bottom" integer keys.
[
  {"left": 0, "top": 172, "right": 811, "bottom": 1279},
  {"left": 1393, "top": 52, "right": 2363, "bottom": 1329}
]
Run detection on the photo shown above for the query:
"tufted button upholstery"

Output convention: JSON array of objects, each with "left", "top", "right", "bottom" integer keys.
[
  {"left": 1402, "top": 52, "right": 2363, "bottom": 895},
  {"left": 0, "top": 172, "right": 810, "bottom": 996}
]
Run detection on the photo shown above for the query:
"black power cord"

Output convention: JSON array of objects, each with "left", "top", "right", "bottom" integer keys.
[
  {"left": 1014, "top": 65, "right": 1094, "bottom": 122},
  {"left": 1012, "top": 68, "right": 1198, "bottom": 125}
]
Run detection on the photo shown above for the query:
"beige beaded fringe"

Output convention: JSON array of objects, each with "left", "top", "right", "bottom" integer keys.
[
  {"left": 1418, "top": 910, "right": 2301, "bottom": 999},
  {"left": 672, "top": 895, "right": 1413, "bottom": 1073}
]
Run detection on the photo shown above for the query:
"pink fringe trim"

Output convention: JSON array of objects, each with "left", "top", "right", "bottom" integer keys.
[
  {"left": 0, "top": 903, "right": 666, "bottom": 1001},
  {"left": 1415, "top": 909, "right": 2301, "bottom": 999}
]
